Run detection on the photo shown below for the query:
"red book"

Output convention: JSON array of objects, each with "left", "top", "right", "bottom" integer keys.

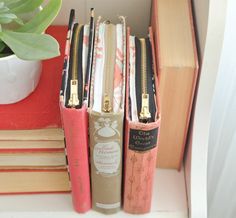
[
  {"left": 0, "top": 26, "right": 67, "bottom": 130},
  {"left": 60, "top": 105, "right": 91, "bottom": 213}
]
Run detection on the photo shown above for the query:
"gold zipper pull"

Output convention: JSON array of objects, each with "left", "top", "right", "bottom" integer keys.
[
  {"left": 68, "top": 80, "right": 80, "bottom": 107},
  {"left": 103, "top": 94, "right": 112, "bottom": 112},
  {"left": 139, "top": 93, "right": 151, "bottom": 122}
]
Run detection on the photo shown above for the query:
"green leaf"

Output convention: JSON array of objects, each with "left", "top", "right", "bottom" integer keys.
[
  {"left": 0, "top": 13, "right": 17, "bottom": 24},
  {"left": 0, "top": 17, "right": 12, "bottom": 24},
  {"left": 0, "top": 30, "right": 60, "bottom": 60},
  {"left": 1, "top": 1, "right": 21, "bottom": 6},
  {"left": 17, "top": 0, "right": 62, "bottom": 34},
  {"left": 0, "top": 7, "right": 10, "bottom": 13},
  {"left": 0, "top": 3, "right": 10, "bottom": 13},
  {"left": 0, "top": 40, "right": 6, "bottom": 52},
  {"left": 0, "top": 13, "right": 17, "bottom": 19},
  {"left": 14, "top": 17, "right": 24, "bottom": 25},
  {"left": 0, "top": 53, "right": 11, "bottom": 57},
  {"left": 8, "top": 0, "right": 44, "bottom": 14}
]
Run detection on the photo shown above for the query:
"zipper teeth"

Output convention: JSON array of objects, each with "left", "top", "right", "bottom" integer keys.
[
  {"left": 68, "top": 25, "right": 82, "bottom": 108},
  {"left": 140, "top": 38, "right": 147, "bottom": 94},
  {"left": 139, "top": 38, "right": 151, "bottom": 123},
  {"left": 104, "top": 25, "right": 111, "bottom": 96},
  {"left": 103, "top": 23, "right": 116, "bottom": 112},
  {"left": 72, "top": 25, "right": 82, "bottom": 80}
]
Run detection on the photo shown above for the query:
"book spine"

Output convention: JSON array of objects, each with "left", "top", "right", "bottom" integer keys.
[
  {"left": 123, "top": 122, "right": 158, "bottom": 214},
  {"left": 61, "top": 106, "right": 91, "bottom": 213},
  {"left": 89, "top": 111, "right": 123, "bottom": 214},
  {"left": 123, "top": 27, "right": 161, "bottom": 214}
]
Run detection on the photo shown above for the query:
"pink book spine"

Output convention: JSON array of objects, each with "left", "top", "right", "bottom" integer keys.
[
  {"left": 123, "top": 27, "right": 160, "bottom": 214},
  {"left": 61, "top": 105, "right": 91, "bottom": 213},
  {"left": 123, "top": 123, "right": 158, "bottom": 214}
]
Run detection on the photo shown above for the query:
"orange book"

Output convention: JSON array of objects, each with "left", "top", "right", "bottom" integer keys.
[{"left": 151, "top": 0, "right": 199, "bottom": 169}]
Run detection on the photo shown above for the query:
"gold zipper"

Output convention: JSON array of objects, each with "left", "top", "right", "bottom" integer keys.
[
  {"left": 139, "top": 38, "right": 151, "bottom": 122},
  {"left": 68, "top": 25, "right": 82, "bottom": 108},
  {"left": 102, "top": 22, "right": 116, "bottom": 113}
]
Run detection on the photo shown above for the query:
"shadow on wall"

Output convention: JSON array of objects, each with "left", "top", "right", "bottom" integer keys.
[{"left": 52, "top": 0, "right": 152, "bottom": 37}]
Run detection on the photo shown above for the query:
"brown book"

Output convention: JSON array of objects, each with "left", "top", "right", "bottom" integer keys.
[
  {"left": 88, "top": 17, "right": 126, "bottom": 214},
  {"left": 151, "top": 0, "right": 199, "bottom": 169},
  {"left": 0, "top": 169, "right": 70, "bottom": 194}
]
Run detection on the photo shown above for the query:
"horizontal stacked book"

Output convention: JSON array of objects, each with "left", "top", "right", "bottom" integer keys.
[
  {"left": 0, "top": 128, "right": 70, "bottom": 194},
  {"left": 0, "top": 26, "right": 70, "bottom": 194}
]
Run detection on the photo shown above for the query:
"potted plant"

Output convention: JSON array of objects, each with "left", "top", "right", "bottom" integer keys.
[{"left": 0, "top": 0, "right": 62, "bottom": 104}]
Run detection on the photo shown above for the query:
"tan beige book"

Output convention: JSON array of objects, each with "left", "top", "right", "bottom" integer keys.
[
  {"left": 0, "top": 140, "right": 65, "bottom": 150},
  {"left": 151, "top": 0, "right": 198, "bottom": 169},
  {"left": 0, "top": 128, "right": 64, "bottom": 141},
  {"left": 0, "top": 170, "right": 70, "bottom": 193},
  {"left": 0, "top": 151, "right": 66, "bottom": 167}
]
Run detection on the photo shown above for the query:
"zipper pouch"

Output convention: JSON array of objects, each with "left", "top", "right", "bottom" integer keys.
[
  {"left": 123, "top": 27, "right": 161, "bottom": 214},
  {"left": 88, "top": 16, "right": 126, "bottom": 214},
  {"left": 59, "top": 9, "right": 95, "bottom": 213}
]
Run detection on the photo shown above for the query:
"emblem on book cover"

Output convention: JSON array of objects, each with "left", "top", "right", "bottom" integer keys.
[{"left": 94, "top": 118, "right": 120, "bottom": 137}]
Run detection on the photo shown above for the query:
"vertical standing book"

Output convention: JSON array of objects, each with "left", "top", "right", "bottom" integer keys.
[
  {"left": 151, "top": 0, "right": 199, "bottom": 169},
  {"left": 123, "top": 27, "right": 161, "bottom": 214},
  {"left": 59, "top": 9, "right": 95, "bottom": 213},
  {"left": 89, "top": 16, "right": 126, "bottom": 214}
]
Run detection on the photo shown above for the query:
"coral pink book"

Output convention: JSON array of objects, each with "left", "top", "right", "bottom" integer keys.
[
  {"left": 58, "top": 10, "right": 94, "bottom": 213},
  {"left": 0, "top": 26, "right": 67, "bottom": 130},
  {"left": 123, "top": 28, "right": 161, "bottom": 214},
  {"left": 60, "top": 105, "right": 91, "bottom": 213}
]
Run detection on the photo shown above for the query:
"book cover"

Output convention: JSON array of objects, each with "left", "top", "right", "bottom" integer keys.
[
  {"left": 123, "top": 27, "right": 161, "bottom": 214},
  {"left": 151, "top": 0, "right": 199, "bottom": 169}
]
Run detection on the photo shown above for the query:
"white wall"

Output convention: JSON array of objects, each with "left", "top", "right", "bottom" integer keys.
[
  {"left": 192, "top": 0, "right": 209, "bottom": 58},
  {"left": 185, "top": 0, "right": 228, "bottom": 217},
  {"left": 53, "top": 0, "right": 152, "bottom": 37},
  {"left": 208, "top": 0, "right": 236, "bottom": 217}
]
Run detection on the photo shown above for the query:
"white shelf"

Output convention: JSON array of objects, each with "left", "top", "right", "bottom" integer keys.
[{"left": 0, "top": 168, "right": 188, "bottom": 218}]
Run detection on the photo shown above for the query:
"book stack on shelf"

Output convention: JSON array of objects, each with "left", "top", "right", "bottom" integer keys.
[
  {"left": 0, "top": 0, "right": 199, "bottom": 214},
  {"left": 0, "top": 26, "right": 70, "bottom": 194},
  {"left": 0, "top": 128, "right": 70, "bottom": 194}
]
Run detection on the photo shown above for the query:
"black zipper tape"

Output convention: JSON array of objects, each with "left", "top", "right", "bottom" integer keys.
[
  {"left": 84, "top": 11, "right": 95, "bottom": 105},
  {"left": 134, "top": 37, "right": 156, "bottom": 123},
  {"left": 65, "top": 23, "right": 78, "bottom": 107},
  {"left": 135, "top": 37, "right": 142, "bottom": 118},
  {"left": 77, "top": 25, "right": 84, "bottom": 108},
  {"left": 60, "top": 60, "right": 67, "bottom": 97},
  {"left": 65, "top": 24, "right": 84, "bottom": 109},
  {"left": 145, "top": 38, "right": 156, "bottom": 122},
  {"left": 60, "top": 9, "right": 75, "bottom": 99}
]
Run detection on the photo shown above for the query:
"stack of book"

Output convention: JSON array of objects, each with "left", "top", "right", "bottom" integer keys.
[
  {"left": 0, "top": 26, "right": 70, "bottom": 194},
  {"left": 0, "top": 128, "right": 70, "bottom": 194}
]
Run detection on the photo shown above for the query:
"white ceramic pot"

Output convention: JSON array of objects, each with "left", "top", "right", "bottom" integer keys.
[{"left": 0, "top": 54, "right": 42, "bottom": 104}]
